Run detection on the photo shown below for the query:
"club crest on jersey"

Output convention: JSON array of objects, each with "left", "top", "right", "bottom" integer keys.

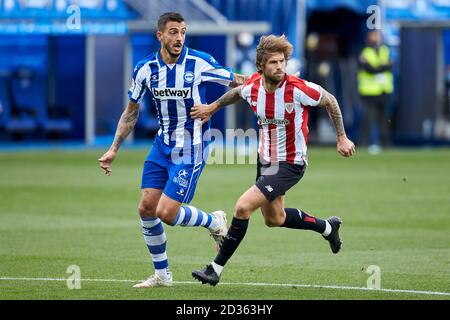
[
  {"left": 285, "top": 103, "right": 295, "bottom": 114},
  {"left": 183, "top": 71, "right": 195, "bottom": 84},
  {"left": 173, "top": 169, "right": 189, "bottom": 188},
  {"left": 151, "top": 87, "right": 192, "bottom": 100},
  {"left": 150, "top": 74, "right": 158, "bottom": 87}
]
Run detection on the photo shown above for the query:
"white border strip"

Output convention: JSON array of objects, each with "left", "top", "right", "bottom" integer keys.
[{"left": 1, "top": 277, "right": 449, "bottom": 297}]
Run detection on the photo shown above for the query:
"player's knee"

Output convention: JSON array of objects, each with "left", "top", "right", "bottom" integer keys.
[
  {"left": 156, "top": 206, "right": 178, "bottom": 225},
  {"left": 263, "top": 216, "right": 283, "bottom": 228},
  {"left": 138, "top": 202, "right": 157, "bottom": 218},
  {"left": 234, "top": 202, "right": 252, "bottom": 219}
]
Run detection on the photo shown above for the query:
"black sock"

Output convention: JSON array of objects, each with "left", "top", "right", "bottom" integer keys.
[
  {"left": 281, "top": 208, "right": 326, "bottom": 234},
  {"left": 214, "top": 217, "right": 249, "bottom": 267}
]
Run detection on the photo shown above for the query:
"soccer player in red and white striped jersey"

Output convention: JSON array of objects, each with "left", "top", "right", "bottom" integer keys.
[
  {"left": 241, "top": 70, "right": 322, "bottom": 165},
  {"left": 190, "top": 35, "right": 355, "bottom": 286}
]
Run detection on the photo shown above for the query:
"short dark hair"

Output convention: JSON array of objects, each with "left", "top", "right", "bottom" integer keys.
[{"left": 157, "top": 12, "right": 185, "bottom": 31}]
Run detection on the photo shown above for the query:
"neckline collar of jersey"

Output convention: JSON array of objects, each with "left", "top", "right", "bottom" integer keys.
[{"left": 157, "top": 45, "right": 188, "bottom": 68}]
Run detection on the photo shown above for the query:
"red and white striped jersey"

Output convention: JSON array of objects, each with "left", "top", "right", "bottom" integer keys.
[{"left": 241, "top": 72, "right": 323, "bottom": 165}]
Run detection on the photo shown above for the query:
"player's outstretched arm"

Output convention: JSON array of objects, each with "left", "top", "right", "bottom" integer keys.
[
  {"left": 191, "top": 86, "right": 243, "bottom": 124},
  {"left": 98, "top": 101, "right": 140, "bottom": 175},
  {"left": 229, "top": 73, "right": 249, "bottom": 88},
  {"left": 318, "top": 89, "right": 356, "bottom": 158}
]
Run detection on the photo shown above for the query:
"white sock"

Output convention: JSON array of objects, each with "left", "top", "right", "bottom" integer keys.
[
  {"left": 141, "top": 217, "right": 170, "bottom": 278},
  {"left": 172, "top": 206, "right": 219, "bottom": 230},
  {"left": 322, "top": 220, "right": 332, "bottom": 237},
  {"left": 211, "top": 262, "right": 223, "bottom": 276},
  {"left": 155, "top": 268, "right": 170, "bottom": 279},
  {"left": 207, "top": 215, "right": 221, "bottom": 231}
]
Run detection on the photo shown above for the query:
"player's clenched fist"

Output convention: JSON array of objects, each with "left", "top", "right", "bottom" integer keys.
[
  {"left": 98, "top": 150, "right": 116, "bottom": 176},
  {"left": 337, "top": 136, "right": 356, "bottom": 158}
]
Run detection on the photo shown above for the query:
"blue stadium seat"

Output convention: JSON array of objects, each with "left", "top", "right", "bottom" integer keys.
[
  {"left": 0, "top": 73, "right": 11, "bottom": 131},
  {"left": 42, "top": 116, "right": 73, "bottom": 133},
  {"left": 0, "top": 75, "right": 37, "bottom": 135},
  {"left": 43, "top": 100, "right": 74, "bottom": 135},
  {"left": 7, "top": 67, "right": 41, "bottom": 134},
  {"left": 8, "top": 66, "right": 73, "bottom": 138}
]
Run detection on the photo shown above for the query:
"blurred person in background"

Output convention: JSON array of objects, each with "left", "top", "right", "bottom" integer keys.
[{"left": 357, "top": 30, "right": 394, "bottom": 154}]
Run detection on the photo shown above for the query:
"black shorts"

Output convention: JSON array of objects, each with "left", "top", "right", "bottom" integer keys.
[{"left": 255, "top": 157, "right": 306, "bottom": 202}]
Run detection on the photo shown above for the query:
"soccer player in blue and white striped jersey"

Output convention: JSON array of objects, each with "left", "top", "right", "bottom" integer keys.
[{"left": 98, "top": 12, "right": 247, "bottom": 288}]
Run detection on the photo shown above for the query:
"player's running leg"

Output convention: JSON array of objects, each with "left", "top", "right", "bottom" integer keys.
[
  {"left": 257, "top": 161, "right": 343, "bottom": 254},
  {"left": 260, "top": 199, "right": 342, "bottom": 254},
  {"left": 280, "top": 208, "right": 342, "bottom": 254},
  {"left": 259, "top": 195, "right": 342, "bottom": 254},
  {"left": 156, "top": 194, "right": 228, "bottom": 251},
  {"left": 158, "top": 155, "right": 228, "bottom": 250},
  {"left": 134, "top": 188, "right": 173, "bottom": 288},
  {"left": 192, "top": 185, "right": 267, "bottom": 286}
]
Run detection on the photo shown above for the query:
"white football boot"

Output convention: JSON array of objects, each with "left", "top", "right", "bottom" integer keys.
[
  {"left": 132, "top": 272, "right": 173, "bottom": 288},
  {"left": 209, "top": 210, "right": 228, "bottom": 252}
]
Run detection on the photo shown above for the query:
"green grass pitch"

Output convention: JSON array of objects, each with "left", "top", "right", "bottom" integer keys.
[{"left": 0, "top": 147, "right": 449, "bottom": 300}]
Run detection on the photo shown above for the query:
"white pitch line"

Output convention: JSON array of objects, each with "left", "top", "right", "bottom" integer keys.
[{"left": 1, "top": 277, "right": 449, "bottom": 297}]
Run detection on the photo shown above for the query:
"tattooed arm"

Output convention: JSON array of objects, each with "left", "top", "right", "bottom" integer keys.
[
  {"left": 318, "top": 88, "right": 356, "bottom": 157},
  {"left": 229, "top": 73, "right": 249, "bottom": 88},
  {"left": 98, "top": 101, "right": 140, "bottom": 175},
  {"left": 110, "top": 101, "right": 140, "bottom": 152},
  {"left": 318, "top": 89, "right": 346, "bottom": 137},
  {"left": 190, "top": 86, "right": 244, "bottom": 124}
]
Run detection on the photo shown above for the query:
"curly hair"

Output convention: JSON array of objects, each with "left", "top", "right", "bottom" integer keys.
[{"left": 255, "top": 35, "right": 293, "bottom": 71}]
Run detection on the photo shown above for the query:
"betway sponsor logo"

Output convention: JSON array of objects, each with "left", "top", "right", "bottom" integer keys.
[{"left": 151, "top": 87, "right": 191, "bottom": 100}]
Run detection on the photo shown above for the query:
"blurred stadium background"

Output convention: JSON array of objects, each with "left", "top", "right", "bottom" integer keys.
[
  {"left": 0, "top": 0, "right": 449, "bottom": 146},
  {"left": 0, "top": 0, "right": 449, "bottom": 300}
]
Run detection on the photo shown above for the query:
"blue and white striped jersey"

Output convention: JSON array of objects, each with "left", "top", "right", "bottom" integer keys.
[{"left": 128, "top": 46, "right": 234, "bottom": 147}]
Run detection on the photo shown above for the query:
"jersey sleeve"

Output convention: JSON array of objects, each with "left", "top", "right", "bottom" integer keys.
[
  {"left": 200, "top": 54, "right": 234, "bottom": 85},
  {"left": 240, "top": 84, "right": 251, "bottom": 104},
  {"left": 128, "top": 64, "right": 148, "bottom": 104},
  {"left": 240, "top": 72, "right": 260, "bottom": 105},
  {"left": 294, "top": 80, "right": 323, "bottom": 107}
]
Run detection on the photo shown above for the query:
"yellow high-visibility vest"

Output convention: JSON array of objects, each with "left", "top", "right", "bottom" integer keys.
[{"left": 358, "top": 45, "right": 393, "bottom": 96}]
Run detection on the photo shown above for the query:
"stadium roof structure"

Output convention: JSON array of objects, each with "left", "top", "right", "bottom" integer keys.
[{"left": 125, "top": 0, "right": 271, "bottom": 35}]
